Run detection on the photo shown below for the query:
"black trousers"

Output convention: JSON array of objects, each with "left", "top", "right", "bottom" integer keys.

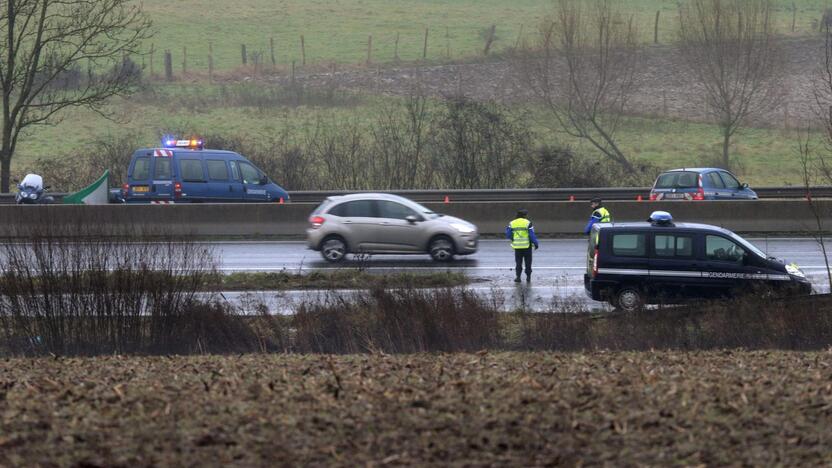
[{"left": 514, "top": 248, "right": 533, "bottom": 278}]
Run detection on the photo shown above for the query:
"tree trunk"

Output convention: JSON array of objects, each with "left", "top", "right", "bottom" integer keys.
[
  {"left": 721, "top": 128, "right": 731, "bottom": 169},
  {"left": 1, "top": 151, "right": 10, "bottom": 193}
]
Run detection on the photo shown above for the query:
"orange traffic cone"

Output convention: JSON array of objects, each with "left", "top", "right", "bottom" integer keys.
[
  {"left": 444, "top": 195, "right": 450, "bottom": 203},
  {"left": 636, "top": 195, "right": 643, "bottom": 202},
  {"left": 279, "top": 197, "right": 285, "bottom": 204},
  {"left": 569, "top": 195, "right": 575, "bottom": 202}
]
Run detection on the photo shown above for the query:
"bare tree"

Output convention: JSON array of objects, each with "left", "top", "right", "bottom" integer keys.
[
  {"left": 0, "top": 0, "right": 151, "bottom": 191},
  {"left": 519, "top": 0, "right": 640, "bottom": 173},
  {"left": 677, "top": 0, "right": 784, "bottom": 170}
]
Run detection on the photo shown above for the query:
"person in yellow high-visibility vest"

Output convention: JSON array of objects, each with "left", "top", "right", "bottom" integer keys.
[
  {"left": 584, "top": 198, "right": 612, "bottom": 235},
  {"left": 505, "top": 208, "right": 539, "bottom": 283}
]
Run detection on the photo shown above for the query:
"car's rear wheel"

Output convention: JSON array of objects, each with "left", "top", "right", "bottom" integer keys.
[
  {"left": 428, "top": 236, "right": 455, "bottom": 262},
  {"left": 321, "top": 236, "right": 348, "bottom": 263},
  {"left": 613, "top": 287, "right": 644, "bottom": 312}
]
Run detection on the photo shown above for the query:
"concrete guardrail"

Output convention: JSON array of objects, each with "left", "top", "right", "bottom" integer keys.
[{"left": 0, "top": 200, "right": 826, "bottom": 238}]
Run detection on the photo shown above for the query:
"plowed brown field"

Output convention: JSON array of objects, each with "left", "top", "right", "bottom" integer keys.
[{"left": 2, "top": 351, "right": 831, "bottom": 466}]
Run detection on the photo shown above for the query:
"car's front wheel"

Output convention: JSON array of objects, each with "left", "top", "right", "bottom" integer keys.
[
  {"left": 613, "top": 287, "right": 644, "bottom": 312},
  {"left": 320, "top": 236, "right": 348, "bottom": 263},
  {"left": 428, "top": 236, "right": 455, "bottom": 262}
]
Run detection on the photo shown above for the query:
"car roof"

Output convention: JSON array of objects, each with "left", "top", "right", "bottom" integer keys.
[
  {"left": 325, "top": 192, "right": 416, "bottom": 203},
  {"left": 598, "top": 221, "right": 735, "bottom": 235},
  {"left": 659, "top": 168, "right": 725, "bottom": 174},
  {"left": 134, "top": 148, "right": 241, "bottom": 156}
]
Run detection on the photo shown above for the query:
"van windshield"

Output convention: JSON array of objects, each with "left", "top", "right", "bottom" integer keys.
[{"left": 655, "top": 171, "right": 698, "bottom": 189}]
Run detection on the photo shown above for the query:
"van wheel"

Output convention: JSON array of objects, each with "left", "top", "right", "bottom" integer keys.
[
  {"left": 428, "top": 236, "right": 455, "bottom": 262},
  {"left": 614, "top": 287, "right": 644, "bottom": 312},
  {"left": 321, "top": 236, "right": 347, "bottom": 263}
]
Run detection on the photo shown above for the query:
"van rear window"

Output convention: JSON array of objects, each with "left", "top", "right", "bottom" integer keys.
[
  {"left": 612, "top": 233, "right": 646, "bottom": 257},
  {"left": 154, "top": 158, "right": 171, "bottom": 179},
  {"left": 132, "top": 157, "right": 150, "bottom": 180},
  {"left": 655, "top": 171, "right": 698, "bottom": 189}
]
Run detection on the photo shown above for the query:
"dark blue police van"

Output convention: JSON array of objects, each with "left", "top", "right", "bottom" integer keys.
[
  {"left": 585, "top": 211, "right": 812, "bottom": 311},
  {"left": 123, "top": 137, "right": 290, "bottom": 203}
]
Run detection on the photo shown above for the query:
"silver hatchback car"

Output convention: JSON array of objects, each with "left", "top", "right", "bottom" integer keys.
[{"left": 306, "top": 193, "right": 479, "bottom": 262}]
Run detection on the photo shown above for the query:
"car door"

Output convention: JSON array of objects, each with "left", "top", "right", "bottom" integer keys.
[
  {"left": 700, "top": 234, "right": 751, "bottom": 297},
  {"left": 704, "top": 171, "right": 730, "bottom": 200},
  {"left": 717, "top": 171, "right": 744, "bottom": 199},
  {"left": 648, "top": 232, "right": 705, "bottom": 300},
  {"left": 328, "top": 200, "right": 380, "bottom": 252},
  {"left": 152, "top": 155, "right": 174, "bottom": 200},
  {"left": 177, "top": 157, "right": 208, "bottom": 201},
  {"left": 372, "top": 200, "right": 425, "bottom": 252},
  {"left": 603, "top": 231, "right": 650, "bottom": 290},
  {"left": 127, "top": 155, "right": 152, "bottom": 201},
  {"left": 236, "top": 161, "right": 269, "bottom": 201},
  {"left": 204, "top": 158, "right": 242, "bottom": 202}
]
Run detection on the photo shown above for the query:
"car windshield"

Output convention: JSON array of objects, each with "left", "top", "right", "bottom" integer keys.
[
  {"left": 729, "top": 232, "right": 767, "bottom": 259},
  {"left": 655, "top": 171, "right": 698, "bottom": 189}
]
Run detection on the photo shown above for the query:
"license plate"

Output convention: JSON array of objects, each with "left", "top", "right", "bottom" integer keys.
[
  {"left": 663, "top": 193, "right": 685, "bottom": 199},
  {"left": 133, "top": 186, "right": 149, "bottom": 193}
]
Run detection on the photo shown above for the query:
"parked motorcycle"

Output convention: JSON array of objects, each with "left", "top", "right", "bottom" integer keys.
[{"left": 15, "top": 174, "right": 54, "bottom": 204}]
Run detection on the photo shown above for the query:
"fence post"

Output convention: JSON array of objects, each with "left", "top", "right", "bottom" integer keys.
[
  {"left": 394, "top": 32, "right": 400, "bottom": 61},
  {"left": 792, "top": 2, "right": 797, "bottom": 32},
  {"left": 241, "top": 44, "right": 247, "bottom": 65},
  {"left": 149, "top": 43, "right": 155, "bottom": 78},
  {"left": 270, "top": 37, "right": 276, "bottom": 70},
  {"left": 182, "top": 46, "right": 187, "bottom": 75},
  {"left": 483, "top": 24, "right": 496, "bottom": 55},
  {"left": 164, "top": 50, "right": 173, "bottom": 81},
  {"left": 445, "top": 27, "right": 450, "bottom": 58},
  {"left": 208, "top": 42, "right": 214, "bottom": 81},
  {"left": 300, "top": 35, "right": 306, "bottom": 66},
  {"left": 423, "top": 27, "right": 429, "bottom": 59},
  {"left": 291, "top": 60, "right": 296, "bottom": 83},
  {"left": 367, "top": 34, "right": 373, "bottom": 65},
  {"left": 654, "top": 11, "right": 660, "bottom": 44}
]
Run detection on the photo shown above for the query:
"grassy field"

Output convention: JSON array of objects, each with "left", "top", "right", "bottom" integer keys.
[
  {"left": 139, "top": 0, "right": 832, "bottom": 71},
  {"left": 2, "top": 351, "right": 831, "bottom": 465},
  {"left": 16, "top": 85, "right": 811, "bottom": 186}
]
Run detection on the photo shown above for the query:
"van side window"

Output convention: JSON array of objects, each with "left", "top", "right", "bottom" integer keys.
[
  {"left": 229, "top": 161, "right": 241, "bottom": 181},
  {"left": 154, "top": 158, "right": 171, "bottom": 179},
  {"left": 132, "top": 157, "right": 150, "bottom": 180},
  {"left": 655, "top": 235, "right": 693, "bottom": 257},
  {"left": 238, "top": 161, "right": 261, "bottom": 184},
  {"left": 706, "top": 235, "right": 745, "bottom": 262},
  {"left": 180, "top": 159, "right": 205, "bottom": 182},
  {"left": 206, "top": 160, "right": 229, "bottom": 181},
  {"left": 612, "top": 233, "right": 646, "bottom": 257}
]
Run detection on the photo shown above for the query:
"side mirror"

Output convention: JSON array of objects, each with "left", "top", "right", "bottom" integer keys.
[
  {"left": 741, "top": 183, "right": 749, "bottom": 189},
  {"left": 259, "top": 176, "right": 268, "bottom": 185},
  {"left": 405, "top": 215, "right": 421, "bottom": 224}
]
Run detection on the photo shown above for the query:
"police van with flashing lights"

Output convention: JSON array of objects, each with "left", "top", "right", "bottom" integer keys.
[
  {"left": 122, "top": 137, "right": 290, "bottom": 203},
  {"left": 585, "top": 211, "right": 812, "bottom": 311}
]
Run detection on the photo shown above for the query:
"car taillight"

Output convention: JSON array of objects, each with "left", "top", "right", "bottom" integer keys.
[
  {"left": 649, "top": 193, "right": 657, "bottom": 201},
  {"left": 310, "top": 216, "right": 325, "bottom": 229},
  {"left": 122, "top": 183, "right": 129, "bottom": 195},
  {"left": 174, "top": 182, "right": 182, "bottom": 197},
  {"left": 692, "top": 187, "right": 705, "bottom": 200},
  {"left": 592, "top": 248, "right": 599, "bottom": 278}
]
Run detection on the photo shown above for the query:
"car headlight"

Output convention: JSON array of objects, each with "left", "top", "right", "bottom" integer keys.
[
  {"left": 450, "top": 222, "right": 476, "bottom": 234},
  {"left": 786, "top": 263, "right": 806, "bottom": 278}
]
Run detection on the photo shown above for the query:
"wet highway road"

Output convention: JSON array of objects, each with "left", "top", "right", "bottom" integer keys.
[{"left": 210, "top": 238, "right": 832, "bottom": 312}]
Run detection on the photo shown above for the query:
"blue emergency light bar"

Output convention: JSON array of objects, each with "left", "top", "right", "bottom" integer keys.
[{"left": 162, "top": 135, "right": 203, "bottom": 150}]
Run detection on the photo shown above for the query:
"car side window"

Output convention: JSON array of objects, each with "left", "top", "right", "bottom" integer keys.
[
  {"left": 706, "top": 172, "right": 725, "bottom": 189},
  {"left": 238, "top": 161, "right": 261, "bottom": 184},
  {"left": 329, "top": 200, "right": 376, "bottom": 218},
  {"left": 718, "top": 172, "right": 740, "bottom": 189},
  {"left": 655, "top": 234, "right": 693, "bottom": 257},
  {"left": 206, "top": 160, "right": 229, "bottom": 181},
  {"left": 179, "top": 159, "right": 205, "bottom": 182},
  {"left": 154, "top": 158, "right": 172, "bottom": 179},
  {"left": 377, "top": 200, "right": 418, "bottom": 220},
  {"left": 612, "top": 233, "right": 646, "bottom": 257},
  {"left": 706, "top": 235, "right": 745, "bottom": 262},
  {"left": 132, "top": 157, "right": 150, "bottom": 180}
]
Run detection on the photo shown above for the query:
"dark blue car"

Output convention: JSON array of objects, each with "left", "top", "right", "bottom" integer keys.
[
  {"left": 649, "top": 168, "right": 757, "bottom": 201},
  {"left": 123, "top": 139, "right": 290, "bottom": 203}
]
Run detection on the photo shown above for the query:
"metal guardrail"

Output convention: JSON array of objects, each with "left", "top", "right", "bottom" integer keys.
[{"left": 0, "top": 186, "right": 830, "bottom": 204}]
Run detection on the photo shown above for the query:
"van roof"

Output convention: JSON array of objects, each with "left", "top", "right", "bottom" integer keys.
[
  {"left": 598, "top": 221, "right": 735, "bottom": 236},
  {"left": 134, "top": 148, "right": 241, "bottom": 156}
]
